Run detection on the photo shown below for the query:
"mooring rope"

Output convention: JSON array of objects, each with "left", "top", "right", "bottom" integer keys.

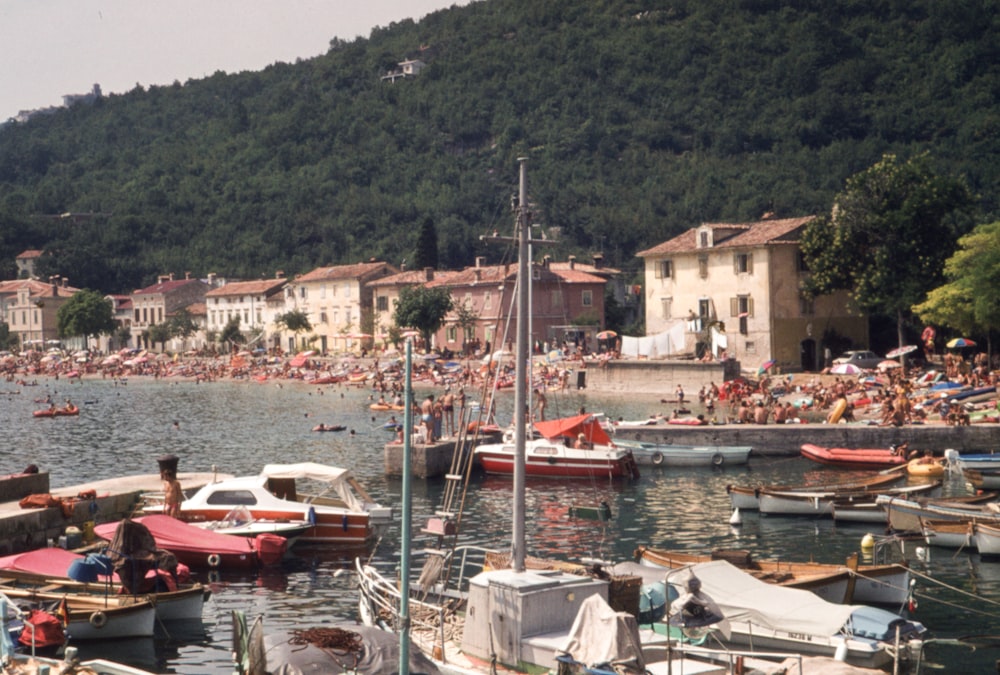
[{"left": 287, "top": 626, "right": 364, "bottom": 653}]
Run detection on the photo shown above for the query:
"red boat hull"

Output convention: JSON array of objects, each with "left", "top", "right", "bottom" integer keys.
[
  {"left": 800, "top": 443, "right": 906, "bottom": 470},
  {"left": 477, "top": 451, "right": 636, "bottom": 478}
]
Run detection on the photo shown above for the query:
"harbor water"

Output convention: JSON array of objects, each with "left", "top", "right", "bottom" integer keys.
[{"left": 2, "top": 376, "right": 998, "bottom": 673}]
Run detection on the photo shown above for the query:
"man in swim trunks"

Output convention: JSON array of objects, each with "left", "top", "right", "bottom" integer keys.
[
  {"left": 441, "top": 388, "right": 455, "bottom": 437},
  {"left": 421, "top": 394, "right": 435, "bottom": 442}
]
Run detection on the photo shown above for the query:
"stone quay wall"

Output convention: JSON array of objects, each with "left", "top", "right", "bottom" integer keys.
[
  {"left": 573, "top": 359, "right": 741, "bottom": 395},
  {"left": 612, "top": 423, "right": 999, "bottom": 456}
]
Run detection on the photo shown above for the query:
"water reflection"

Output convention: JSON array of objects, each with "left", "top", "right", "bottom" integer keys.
[{"left": 4, "top": 378, "right": 1000, "bottom": 672}]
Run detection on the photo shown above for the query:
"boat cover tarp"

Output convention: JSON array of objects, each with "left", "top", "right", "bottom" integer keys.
[
  {"left": 261, "top": 624, "right": 443, "bottom": 674},
  {"left": 261, "top": 462, "right": 364, "bottom": 512},
  {"left": 0, "top": 547, "right": 92, "bottom": 579},
  {"left": 558, "top": 593, "right": 645, "bottom": 669},
  {"left": 677, "top": 560, "right": 857, "bottom": 638},
  {"left": 534, "top": 414, "right": 613, "bottom": 446},
  {"left": 95, "top": 515, "right": 255, "bottom": 556}
]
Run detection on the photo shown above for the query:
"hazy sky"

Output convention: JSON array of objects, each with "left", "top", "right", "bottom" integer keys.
[{"left": 0, "top": 0, "right": 469, "bottom": 120}]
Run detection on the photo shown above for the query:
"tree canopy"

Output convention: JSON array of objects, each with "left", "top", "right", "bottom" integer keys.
[
  {"left": 914, "top": 221, "right": 1000, "bottom": 343},
  {"left": 56, "top": 289, "right": 116, "bottom": 340},
  {"left": 800, "top": 153, "right": 972, "bottom": 346},
  {"left": 393, "top": 285, "right": 454, "bottom": 348}
]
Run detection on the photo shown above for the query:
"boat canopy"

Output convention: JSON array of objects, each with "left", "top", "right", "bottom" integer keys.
[
  {"left": 559, "top": 593, "right": 645, "bottom": 669},
  {"left": 677, "top": 560, "right": 858, "bottom": 637},
  {"left": 261, "top": 462, "right": 364, "bottom": 512},
  {"left": 533, "top": 414, "right": 613, "bottom": 446},
  {"left": 262, "top": 462, "right": 351, "bottom": 484}
]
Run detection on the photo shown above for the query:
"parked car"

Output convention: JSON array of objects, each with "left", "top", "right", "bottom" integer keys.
[{"left": 832, "top": 350, "right": 883, "bottom": 370}]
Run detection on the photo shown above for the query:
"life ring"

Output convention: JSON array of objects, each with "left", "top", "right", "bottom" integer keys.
[
  {"left": 89, "top": 611, "right": 107, "bottom": 629},
  {"left": 711, "top": 453, "right": 725, "bottom": 467},
  {"left": 651, "top": 451, "right": 664, "bottom": 465},
  {"left": 207, "top": 553, "right": 221, "bottom": 568}
]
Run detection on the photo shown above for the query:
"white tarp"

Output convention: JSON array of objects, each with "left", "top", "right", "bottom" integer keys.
[
  {"left": 559, "top": 593, "right": 645, "bottom": 669},
  {"left": 261, "top": 462, "right": 362, "bottom": 512},
  {"left": 675, "top": 560, "right": 856, "bottom": 638}
]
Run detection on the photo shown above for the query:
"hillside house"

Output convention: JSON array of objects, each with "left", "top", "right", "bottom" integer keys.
[
  {"left": 0, "top": 277, "right": 79, "bottom": 350},
  {"left": 130, "top": 273, "right": 211, "bottom": 351},
  {"left": 636, "top": 216, "right": 865, "bottom": 371},
  {"left": 285, "top": 261, "right": 397, "bottom": 354}
]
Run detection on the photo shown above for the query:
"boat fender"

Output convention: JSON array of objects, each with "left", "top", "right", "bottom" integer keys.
[
  {"left": 89, "top": 611, "right": 107, "bottom": 629},
  {"left": 208, "top": 570, "right": 221, "bottom": 584},
  {"left": 207, "top": 553, "right": 221, "bottom": 568},
  {"left": 307, "top": 506, "right": 317, "bottom": 526},
  {"left": 651, "top": 451, "right": 664, "bottom": 465},
  {"left": 342, "top": 514, "right": 349, "bottom": 531},
  {"left": 547, "top": 456, "right": 557, "bottom": 464},
  {"left": 712, "top": 453, "right": 725, "bottom": 467}
]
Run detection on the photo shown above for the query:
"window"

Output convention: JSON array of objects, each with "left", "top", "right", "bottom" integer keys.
[
  {"left": 698, "top": 256, "right": 708, "bottom": 279},
  {"left": 744, "top": 341, "right": 756, "bottom": 354},
  {"left": 699, "top": 231, "right": 710, "bottom": 248},
  {"left": 655, "top": 260, "right": 673, "bottom": 279},
  {"left": 447, "top": 325, "right": 457, "bottom": 342},
  {"left": 256, "top": 310, "right": 262, "bottom": 324},
  {"left": 730, "top": 295, "right": 753, "bottom": 335},
  {"left": 376, "top": 296, "right": 388, "bottom": 312},
  {"left": 320, "top": 284, "right": 326, "bottom": 299},
  {"left": 660, "top": 296, "right": 672, "bottom": 319},
  {"left": 134, "top": 309, "right": 140, "bottom": 322},
  {"left": 320, "top": 311, "right": 328, "bottom": 324},
  {"left": 551, "top": 289, "right": 563, "bottom": 308},
  {"left": 799, "top": 294, "right": 814, "bottom": 316},
  {"left": 206, "top": 490, "right": 257, "bottom": 506},
  {"left": 464, "top": 292, "right": 472, "bottom": 307},
  {"left": 344, "top": 283, "right": 351, "bottom": 298},
  {"left": 582, "top": 290, "right": 593, "bottom": 307},
  {"left": 299, "top": 287, "right": 306, "bottom": 299},
  {"left": 734, "top": 252, "right": 753, "bottom": 274},
  {"left": 484, "top": 291, "right": 492, "bottom": 310}
]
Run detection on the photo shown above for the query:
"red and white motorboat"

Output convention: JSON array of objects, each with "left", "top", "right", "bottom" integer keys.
[
  {"left": 156, "top": 462, "right": 393, "bottom": 547},
  {"left": 473, "top": 413, "right": 640, "bottom": 479}
]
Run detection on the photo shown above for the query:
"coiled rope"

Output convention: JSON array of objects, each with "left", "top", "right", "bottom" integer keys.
[{"left": 287, "top": 627, "right": 364, "bottom": 653}]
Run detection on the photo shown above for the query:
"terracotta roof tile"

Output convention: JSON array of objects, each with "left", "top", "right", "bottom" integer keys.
[
  {"left": 205, "top": 279, "right": 287, "bottom": 297},
  {"left": 296, "top": 261, "right": 396, "bottom": 282},
  {"left": 636, "top": 216, "right": 816, "bottom": 257},
  {"left": 133, "top": 278, "right": 206, "bottom": 295}
]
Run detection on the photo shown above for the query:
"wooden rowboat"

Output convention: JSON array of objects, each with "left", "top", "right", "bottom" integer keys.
[
  {"left": 634, "top": 546, "right": 911, "bottom": 606},
  {"left": 727, "top": 467, "right": 906, "bottom": 510}
]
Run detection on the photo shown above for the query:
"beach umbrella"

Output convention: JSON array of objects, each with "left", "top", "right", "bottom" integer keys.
[
  {"left": 400, "top": 330, "right": 420, "bottom": 338},
  {"left": 946, "top": 338, "right": 976, "bottom": 349},
  {"left": 596, "top": 330, "right": 617, "bottom": 340},
  {"left": 830, "top": 363, "right": 862, "bottom": 375},
  {"left": 758, "top": 359, "right": 776, "bottom": 375},
  {"left": 885, "top": 345, "right": 918, "bottom": 359},
  {"left": 878, "top": 360, "right": 902, "bottom": 371},
  {"left": 482, "top": 350, "right": 511, "bottom": 364}
]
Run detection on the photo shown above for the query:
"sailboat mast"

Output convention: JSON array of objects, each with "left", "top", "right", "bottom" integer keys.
[{"left": 512, "top": 157, "right": 529, "bottom": 573}]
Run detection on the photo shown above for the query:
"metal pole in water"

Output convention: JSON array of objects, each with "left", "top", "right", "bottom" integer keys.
[
  {"left": 399, "top": 338, "right": 413, "bottom": 674},
  {"left": 512, "top": 157, "right": 529, "bottom": 573}
]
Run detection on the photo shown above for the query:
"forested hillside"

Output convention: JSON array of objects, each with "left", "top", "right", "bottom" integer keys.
[{"left": 0, "top": 0, "right": 997, "bottom": 293}]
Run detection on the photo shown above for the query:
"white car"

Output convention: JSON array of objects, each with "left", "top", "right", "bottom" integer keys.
[{"left": 832, "top": 350, "right": 883, "bottom": 370}]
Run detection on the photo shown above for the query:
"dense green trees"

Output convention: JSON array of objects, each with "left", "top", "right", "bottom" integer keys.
[
  {"left": 0, "top": 0, "right": 995, "bottom": 313},
  {"left": 800, "top": 154, "right": 972, "bottom": 348},
  {"left": 56, "top": 289, "right": 116, "bottom": 341},
  {"left": 393, "top": 285, "right": 454, "bottom": 348}
]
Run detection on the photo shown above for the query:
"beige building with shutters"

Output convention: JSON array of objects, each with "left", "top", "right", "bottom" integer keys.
[{"left": 636, "top": 216, "right": 866, "bottom": 372}]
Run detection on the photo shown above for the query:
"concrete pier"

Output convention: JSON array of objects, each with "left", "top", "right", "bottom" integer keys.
[
  {"left": 612, "top": 422, "right": 999, "bottom": 456},
  {"left": 0, "top": 471, "right": 228, "bottom": 556}
]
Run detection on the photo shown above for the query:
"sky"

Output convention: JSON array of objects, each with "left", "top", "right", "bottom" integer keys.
[{"left": 0, "top": 0, "right": 469, "bottom": 120}]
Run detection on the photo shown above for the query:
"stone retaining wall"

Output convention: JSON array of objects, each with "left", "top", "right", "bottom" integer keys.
[{"left": 574, "top": 359, "right": 741, "bottom": 395}]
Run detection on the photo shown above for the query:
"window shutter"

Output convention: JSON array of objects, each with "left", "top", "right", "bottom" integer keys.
[
  {"left": 654, "top": 262, "right": 662, "bottom": 279},
  {"left": 730, "top": 297, "right": 738, "bottom": 317},
  {"left": 747, "top": 253, "right": 753, "bottom": 274},
  {"left": 748, "top": 297, "right": 754, "bottom": 317}
]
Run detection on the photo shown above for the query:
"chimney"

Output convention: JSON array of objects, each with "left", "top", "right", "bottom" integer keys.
[
  {"left": 169, "top": 273, "right": 175, "bottom": 281},
  {"left": 568, "top": 255, "right": 576, "bottom": 270},
  {"left": 473, "top": 269, "right": 482, "bottom": 281},
  {"left": 207, "top": 272, "right": 217, "bottom": 286},
  {"left": 542, "top": 255, "right": 551, "bottom": 270},
  {"left": 424, "top": 267, "right": 434, "bottom": 282},
  {"left": 275, "top": 271, "right": 284, "bottom": 279},
  {"left": 158, "top": 275, "right": 169, "bottom": 284},
  {"left": 592, "top": 253, "right": 604, "bottom": 269},
  {"left": 184, "top": 271, "right": 191, "bottom": 280},
  {"left": 475, "top": 256, "right": 486, "bottom": 268},
  {"left": 61, "top": 277, "right": 69, "bottom": 287}
]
